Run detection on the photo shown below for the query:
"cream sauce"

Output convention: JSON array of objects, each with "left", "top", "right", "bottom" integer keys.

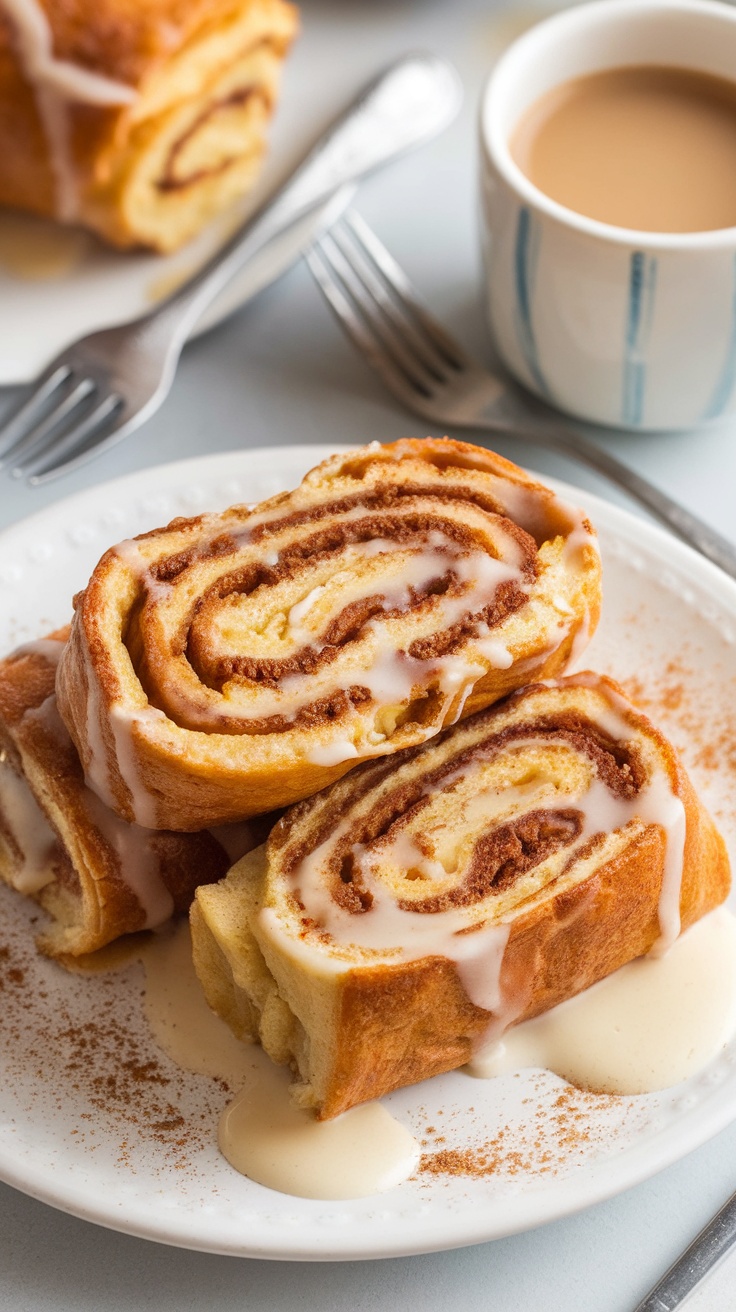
[
  {"left": 219, "top": 1078, "right": 421, "bottom": 1201},
  {"left": 140, "top": 923, "right": 421, "bottom": 1200},
  {"left": 140, "top": 921, "right": 252, "bottom": 1086},
  {"left": 113, "top": 898, "right": 736, "bottom": 1201},
  {"left": 1, "top": 0, "right": 135, "bottom": 219},
  {"left": 469, "top": 907, "right": 736, "bottom": 1094}
]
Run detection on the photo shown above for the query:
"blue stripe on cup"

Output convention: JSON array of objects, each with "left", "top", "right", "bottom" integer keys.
[
  {"left": 514, "top": 207, "right": 550, "bottom": 398},
  {"left": 703, "top": 253, "right": 736, "bottom": 421},
  {"left": 622, "top": 252, "right": 658, "bottom": 427}
]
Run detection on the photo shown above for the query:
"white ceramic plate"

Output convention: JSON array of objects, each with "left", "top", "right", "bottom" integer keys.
[
  {"left": 1, "top": 445, "right": 735, "bottom": 1260},
  {"left": 0, "top": 195, "right": 346, "bottom": 387}
]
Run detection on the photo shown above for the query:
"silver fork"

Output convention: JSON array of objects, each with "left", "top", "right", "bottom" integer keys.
[
  {"left": 306, "top": 209, "right": 736, "bottom": 581},
  {"left": 0, "top": 53, "right": 462, "bottom": 487}
]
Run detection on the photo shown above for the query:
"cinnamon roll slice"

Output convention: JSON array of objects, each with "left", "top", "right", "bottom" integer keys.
[
  {"left": 190, "top": 673, "right": 730, "bottom": 1118},
  {"left": 0, "top": 0, "right": 297, "bottom": 250},
  {"left": 0, "top": 632, "right": 264, "bottom": 960},
  {"left": 56, "top": 438, "right": 602, "bottom": 831}
]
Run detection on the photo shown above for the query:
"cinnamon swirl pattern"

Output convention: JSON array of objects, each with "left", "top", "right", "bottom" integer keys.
[
  {"left": 191, "top": 673, "right": 730, "bottom": 1118},
  {"left": 0, "top": 633, "right": 263, "bottom": 960},
  {"left": 56, "top": 439, "right": 602, "bottom": 831},
  {"left": 0, "top": 0, "right": 297, "bottom": 250}
]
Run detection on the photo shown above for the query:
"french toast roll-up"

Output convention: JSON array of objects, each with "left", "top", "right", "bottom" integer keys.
[
  {"left": 56, "top": 438, "right": 602, "bottom": 831},
  {"left": 0, "top": 631, "right": 265, "bottom": 961},
  {"left": 0, "top": 0, "right": 298, "bottom": 251},
  {"left": 191, "top": 673, "right": 730, "bottom": 1119}
]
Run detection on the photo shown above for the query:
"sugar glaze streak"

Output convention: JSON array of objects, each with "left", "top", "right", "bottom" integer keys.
[
  {"left": 0, "top": 0, "right": 135, "bottom": 218},
  {"left": 263, "top": 675, "right": 690, "bottom": 1045}
]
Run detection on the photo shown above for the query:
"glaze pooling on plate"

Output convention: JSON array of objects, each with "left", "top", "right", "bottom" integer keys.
[
  {"left": 471, "top": 907, "right": 736, "bottom": 1092},
  {"left": 0, "top": 447, "right": 734, "bottom": 1258}
]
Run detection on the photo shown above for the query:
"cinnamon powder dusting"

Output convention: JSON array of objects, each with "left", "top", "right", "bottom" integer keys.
[
  {"left": 620, "top": 653, "right": 736, "bottom": 829},
  {"left": 0, "top": 900, "right": 232, "bottom": 1177},
  {"left": 418, "top": 1084, "right": 629, "bottom": 1183}
]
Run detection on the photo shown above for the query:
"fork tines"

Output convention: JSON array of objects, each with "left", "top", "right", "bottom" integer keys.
[
  {"left": 306, "top": 209, "right": 466, "bottom": 406},
  {"left": 0, "top": 363, "right": 123, "bottom": 484}
]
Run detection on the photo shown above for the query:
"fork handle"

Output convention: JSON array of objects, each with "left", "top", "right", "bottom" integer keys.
[
  {"left": 633, "top": 1187, "right": 736, "bottom": 1311},
  {"left": 534, "top": 426, "right": 736, "bottom": 581}
]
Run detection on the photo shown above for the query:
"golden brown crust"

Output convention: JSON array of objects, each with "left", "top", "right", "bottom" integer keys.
[
  {"left": 0, "top": 630, "right": 265, "bottom": 959},
  {"left": 191, "top": 672, "right": 730, "bottom": 1118},
  {"left": 56, "top": 438, "right": 602, "bottom": 830},
  {"left": 1, "top": 0, "right": 289, "bottom": 87},
  {"left": 0, "top": 0, "right": 298, "bottom": 249}
]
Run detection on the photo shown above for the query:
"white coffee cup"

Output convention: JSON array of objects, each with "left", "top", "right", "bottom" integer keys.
[{"left": 480, "top": 0, "right": 736, "bottom": 430}]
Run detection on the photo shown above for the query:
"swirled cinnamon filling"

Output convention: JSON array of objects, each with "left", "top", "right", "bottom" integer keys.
[
  {"left": 156, "top": 87, "right": 269, "bottom": 192},
  {"left": 155, "top": 35, "right": 284, "bottom": 194},
  {"left": 123, "top": 501, "right": 540, "bottom": 735},
  {"left": 280, "top": 711, "right": 644, "bottom": 904},
  {"left": 400, "top": 809, "right": 585, "bottom": 911}
]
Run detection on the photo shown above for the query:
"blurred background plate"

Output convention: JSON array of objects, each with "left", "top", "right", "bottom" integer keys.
[{"left": 0, "top": 193, "right": 348, "bottom": 386}]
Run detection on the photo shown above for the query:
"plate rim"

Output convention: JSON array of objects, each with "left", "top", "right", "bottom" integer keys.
[{"left": 1, "top": 442, "right": 735, "bottom": 1261}]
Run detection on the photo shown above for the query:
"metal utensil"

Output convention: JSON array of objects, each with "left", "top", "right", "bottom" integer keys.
[
  {"left": 306, "top": 209, "right": 736, "bottom": 581},
  {"left": 634, "top": 1187, "right": 736, "bottom": 1311},
  {"left": 0, "top": 54, "right": 462, "bottom": 486}
]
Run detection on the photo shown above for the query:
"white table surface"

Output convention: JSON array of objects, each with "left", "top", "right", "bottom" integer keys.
[{"left": 1, "top": 1, "right": 736, "bottom": 1308}]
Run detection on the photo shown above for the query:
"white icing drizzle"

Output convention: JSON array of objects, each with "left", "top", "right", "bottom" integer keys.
[
  {"left": 165, "top": 532, "right": 529, "bottom": 741},
  {"left": 84, "top": 468, "right": 597, "bottom": 805},
  {"left": 566, "top": 672, "right": 687, "bottom": 952},
  {"left": 263, "top": 687, "right": 689, "bottom": 1042},
  {"left": 469, "top": 907, "right": 736, "bottom": 1095},
  {"left": 10, "top": 636, "right": 65, "bottom": 664},
  {"left": 81, "top": 784, "right": 174, "bottom": 929},
  {"left": 81, "top": 625, "right": 119, "bottom": 813},
  {"left": 108, "top": 703, "right": 164, "bottom": 831},
  {"left": 0, "top": 753, "right": 56, "bottom": 893},
  {"left": 307, "top": 739, "right": 360, "bottom": 768},
  {"left": 27, "top": 695, "right": 174, "bottom": 929},
  {"left": 78, "top": 622, "right": 163, "bottom": 829},
  {"left": 1, "top": 0, "right": 135, "bottom": 219},
  {"left": 102, "top": 525, "right": 542, "bottom": 777},
  {"left": 1, "top": 625, "right": 176, "bottom": 927}
]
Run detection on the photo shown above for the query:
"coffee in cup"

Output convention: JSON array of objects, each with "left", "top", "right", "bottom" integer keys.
[
  {"left": 511, "top": 65, "right": 736, "bottom": 233},
  {"left": 480, "top": 0, "right": 736, "bottom": 429}
]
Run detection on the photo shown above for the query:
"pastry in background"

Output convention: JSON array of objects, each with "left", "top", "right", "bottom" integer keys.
[
  {"left": 190, "top": 673, "right": 730, "bottom": 1119},
  {"left": 0, "top": 0, "right": 298, "bottom": 251},
  {"left": 56, "top": 437, "right": 602, "bottom": 831},
  {"left": 0, "top": 631, "right": 266, "bottom": 960}
]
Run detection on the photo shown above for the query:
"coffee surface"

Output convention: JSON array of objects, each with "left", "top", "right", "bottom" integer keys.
[{"left": 511, "top": 65, "right": 736, "bottom": 232}]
